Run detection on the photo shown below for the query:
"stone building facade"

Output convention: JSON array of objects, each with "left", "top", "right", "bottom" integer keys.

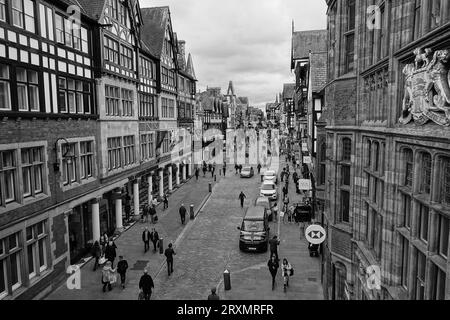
[{"left": 320, "top": 0, "right": 450, "bottom": 300}]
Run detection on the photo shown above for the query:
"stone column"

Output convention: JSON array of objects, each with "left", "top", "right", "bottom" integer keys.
[
  {"left": 147, "top": 174, "right": 153, "bottom": 205},
  {"left": 159, "top": 169, "right": 164, "bottom": 197},
  {"left": 91, "top": 198, "right": 101, "bottom": 243},
  {"left": 168, "top": 166, "right": 173, "bottom": 192},
  {"left": 176, "top": 163, "right": 181, "bottom": 186},
  {"left": 133, "top": 179, "right": 140, "bottom": 217},
  {"left": 114, "top": 189, "right": 123, "bottom": 231},
  {"left": 182, "top": 163, "right": 187, "bottom": 181}
]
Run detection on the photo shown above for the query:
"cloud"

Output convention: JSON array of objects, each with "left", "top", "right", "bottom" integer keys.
[{"left": 139, "top": 0, "right": 327, "bottom": 107}]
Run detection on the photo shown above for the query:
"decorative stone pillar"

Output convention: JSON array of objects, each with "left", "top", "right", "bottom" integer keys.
[
  {"left": 176, "top": 163, "right": 181, "bottom": 186},
  {"left": 114, "top": 189, "right": 123, "bottom": 231},
  {"left": 159, "top": 169, "right": 164, "bottom": 198},
  {"left": 91, "top": 198, "right": 101, "bottom": 243},
  {"left": 133, "top": 179, "right": 140, "bottom": 217},
  {"left": 168, "top": 166, "right": 173, "bottom": 192},
  {"left": 147, "top": 174, "right": 153, "bottom": 205},
  {"left": 182, "top": 162, "right": 187, "bottom": 181}
]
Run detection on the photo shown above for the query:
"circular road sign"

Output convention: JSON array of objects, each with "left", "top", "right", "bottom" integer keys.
[{"left": 305, "top": 224, "right": 326, "bottom": 245}]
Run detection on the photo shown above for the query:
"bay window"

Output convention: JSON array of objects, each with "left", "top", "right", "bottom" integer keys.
[
  {"left": 123, "top": 136, "right": 135, "bottom": 166},
  {"left": 107, "top": 137, "right": 122, "bottom": 171},
  {"left": 105, "top": 85, "right": 120, "bottom": 116},
  {"left": 121, "top": 89, "right": 133, "bottom": 116},
  {"left": 58, "top": 77, "right": 91, "bottom": 114},
  {"left": 12, "top": 0, "right": 35, "bottom": 33},
  {"left": 104, "top": 37, "right": 119, "bottom": 64},
  {"left": 120, "top": 45, "right": 133, "bottom": 70}
]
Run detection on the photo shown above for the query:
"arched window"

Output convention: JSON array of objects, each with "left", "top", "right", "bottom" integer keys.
[
  {"left": 404, "top": 149, "right": 414, "bottom": 188},
  {"left": 420, "top": 152, "right": 432, "bottom": 194}
]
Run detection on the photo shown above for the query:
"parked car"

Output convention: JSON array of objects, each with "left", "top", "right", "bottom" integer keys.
[
  {"left": 263, "top": 170, "right": 278, "bottom": 184},
  {"left": 255, "top": 197, "right": 274, "bottom": 221},
  {"left": 260, "top": 181, "right": 278, "bottom": 201},
  {"left": 237, "top": 206, "right": 270, "bottom": 252},
  {"left": 240, "top": 166, "right": 254, "bottom": 178}
]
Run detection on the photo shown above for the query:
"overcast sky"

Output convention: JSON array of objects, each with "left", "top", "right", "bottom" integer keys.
[{"left": 139, "top": 0, "right": 327, "bottom": 108}]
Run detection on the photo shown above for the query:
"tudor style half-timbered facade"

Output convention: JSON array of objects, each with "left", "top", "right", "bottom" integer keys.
[{"left": 0, "top": 0, "right": 99, "bottom": 300}]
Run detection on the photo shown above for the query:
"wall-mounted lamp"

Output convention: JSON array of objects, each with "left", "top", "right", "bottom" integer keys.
[{"left": 53, "top": 138, "right": 75, "bottom": 172}]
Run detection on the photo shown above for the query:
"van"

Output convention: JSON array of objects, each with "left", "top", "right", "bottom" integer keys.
[{"left": 237, "top": 206, "right": 270, "bottom": 252}]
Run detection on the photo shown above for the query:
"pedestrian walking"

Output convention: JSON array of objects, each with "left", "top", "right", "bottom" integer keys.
[
  {"left": 208, "top": 163, "right": 212, "bottom": 172},
  {"left": 139, "top": 269, "right": 154, "bottom": 300},
  {"left": 211, "top": 164, "right": 215, "bottom": 178},
  {"left": 235, "top": 164, "right": 239, "bottom": 174},
  {"left": 149, "top": 204, "right": 157, "bottom": 224},
  {"left": 282, "top": 185, "right": 288, "bottom": 198},
  {"left": 142, "top": 227, "right": 151, "bottom": 253},
  {"left": 163, "top": 194, "right": 169, "bottom": 210},
  {"left": 203, "top": 165, "right": 207, "bottom": 177},
  {"left": 100, "top": 233, "right": 108, "bottom": 255},
  {"left": 117, "top": 256, "right": 129, "bottom": 289},
  {"left": 92, "top": 241, "right": 101, "bottom": 271},
  {"left": 238, "top": 191, "right": 246, "bottom": 208},
  {"left": 101, "top": 261, "right": 116, "bottom": 292},
  {"left": 281, "top": 168, "right": 285, "bottom": 182},
  {"left": 222, "top": 163, "right": 226, "bottom": 176},
  {"left": 269, "top": 236, "right": 280, "bottom": 262},
  {"left": 195, "top": 167, "right": 200, "bottom": 180},
  {"left": 267, "top": 255, "right": 279, "bottom": 290},
  {"left": 179, "top": 203, "right": 187, "bottom": 225},
  {"left": 207, "top": 287, "right": 220, "bottom": 300},
  {"left": 238, "top": 165, "right": 243, "bottom": 174},
  {"left": 104, "top": 240, "right": 117, "bottom": 268},
  {"left": 281, "top": 259, "right": 293, "bottom": 292},
  {"left": 124, "top": 193, "right": 131, "bottom": 222},
  {"left": 272, "top": 202, "right": 279, "bottom": 222},
  {"left": 142, "top": 204, "right": 149, "bottom": 223},
  {"left": 283, "top": 195, "right": 290, "bottom": 212},
  {"left": 164, "top": 243, "right": 176, "bottom": 276},
  {"left": 257, "top": 163, "right": 262, "bottom": 174},
  {"left": 150, "top": 228, "right": 159, "bottom": 252}
]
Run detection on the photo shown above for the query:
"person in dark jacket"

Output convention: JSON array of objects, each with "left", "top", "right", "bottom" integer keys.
[
  {"left": 238, "top": 191, "right": 246, "bottom": 208},
  {"left": 104, "top": 240, "right": 117, "bottom": 268},
  {"left": 203, "top": 165, "right": 207, "bottom": 177},
  {"left": 117, "top": 256, "right": 128, "bottom": 289},
  {"left": 211, "top": 163, "right": 216, "bottom": 177},
  {"left": 150, "top": 228, "right": 159, "bottom": 252},
  {"left": 179, "top": 204, "right": 187, "bottom": 225},
  {"left": 163, "top": 194, "right": 169, "bottom": 210},
  {"left": 92, "top": 241, "right": 101, "bottom": 271},
  {"left": 222, "top": 162, "right": 226, "bottom": 176},
  {"left": 267, "top": 254, "right": 279, "bottom": 290},
  {"left": 269, "top": 236, "right": 280, "bottom": 262},
  {"left": 142, "top": 227, "right": 151, "bottom": 253},
  {"left": 149, "top": 205, "right": 157, "bottom": 224},
  {"left": 257, "top": 163, "right": 262, "bottom": 174},
  {"left": 235, "top": 164, "right": 239, "bottom": 174},
  {"left": 124, "top": 193, "right": 131, "bottom": 222},
  {"left": 164, "top": 243, "right": 176, "bottom": 276},
  {"left": 139, "top": 269, "right": 154, "bottom": 300},
  {"left": 195, "top": 167, "right": 200, "bottom": 180},
  {"left": 207, "top": 287, "right": 220, "bottom": 300}
]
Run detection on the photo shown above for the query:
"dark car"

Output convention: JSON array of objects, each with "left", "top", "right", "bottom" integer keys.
[{"left": 238, "top": 207, "right": 270, "bottom": 252}]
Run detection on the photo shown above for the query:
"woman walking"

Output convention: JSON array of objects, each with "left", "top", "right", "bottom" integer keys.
[
  {"left": 281, "top": 258, "right": 293, "bottom": 292},
  {"left": 267, "top": 254, "right": 279, "bottom": 290},
  {"left": 92, "top": 241, "right": 101, "bottom": 271},
  {"left": 104, "top": 240, "right": 117, "bottom": 268},
  {"left": 101, "top": 261, "right": 116, "bottom": 292}
]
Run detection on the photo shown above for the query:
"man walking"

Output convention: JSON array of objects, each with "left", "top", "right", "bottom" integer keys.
[
  {"left": 207, "top": 287, "right": 220, "bottom": 300},
  {"left": 139, "top": 269, "right": 154, "bottom": 300},
  {"left": 163, "top": 194, "right": 169, "bottom": 210},
  {"left": 149, "top": 204, "right": 157, "bottom": 224},
  {"left": 267, "top": 254, "right": 279, "bottom": 290},
  {"left": 164, "top": 243, "right": 176, "bottom": 276},
  {"left": 257, "top": 163, "right": 262, "bottom": 174},
  {"left": 195, "top": 167, "right": 200, "bottom": 181},
  {"left": 238, "top": 191, "right": 246, "bottom": 208},
  {"left": 222, "top": 162, "right": 226, "bottom": 176},
  {"left": 150, "top": 228, "right": 159, "bottom": 252},
  {"left": 269, "top": 236, "right": 280, "bottom": 262},
  {"left": 212, "top": 162, "right": 216, "bottom": 177},
  {"left": 179, "top": 204, "right": 187, "bottom": 225},
  {"left": 117, "top": 256, "right": 128, "bottom": 289},
  {"left": 142, "top": 227, "right": 151, "bottom": 253}
]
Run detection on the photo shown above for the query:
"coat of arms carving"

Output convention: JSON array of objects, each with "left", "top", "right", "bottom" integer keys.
[{"left": 399, "top": 48, "right": 450, "bottom": 126}]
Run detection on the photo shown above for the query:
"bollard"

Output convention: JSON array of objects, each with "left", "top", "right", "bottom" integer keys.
[
  {"left": 223, "top": 269, "right": 231, "bottom": 291},
  {"left": 159, "top": 238, "right": 164, "bottom": 254},
  {"left": 209, "top": 182, "right": 212, "bottom": 192},
  {"left": 190, "top": 204, "right": 195, "bottom": 220}
]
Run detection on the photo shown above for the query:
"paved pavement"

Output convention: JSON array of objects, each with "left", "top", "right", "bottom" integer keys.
[{"left": 46, "top": 174, "right": 217, "bottom": 300}]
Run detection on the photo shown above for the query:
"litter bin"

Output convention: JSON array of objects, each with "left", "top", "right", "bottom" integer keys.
[
  {"left": 223, "top": 269, "right": 231, "bottom": 291},
  {"left": 159, "top": 238, "right": 164, "bottom": 254},
  {"left": 190, "top": 205, "right": 195, "bottom": 220}
]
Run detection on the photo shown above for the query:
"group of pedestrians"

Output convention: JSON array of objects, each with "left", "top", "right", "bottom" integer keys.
[{"left": 267, "top": 236, "right": 293, "bottom": 292}]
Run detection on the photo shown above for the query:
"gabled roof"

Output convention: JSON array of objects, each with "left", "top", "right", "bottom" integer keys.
[
  {"left": 291, "top": 29, "right": 327, "bottom": 68},
  {"left": 140, "top": 6, "right": 171, "bottom": 58},
  {"left": 186, "top": 53, "right": 196, "bottom": 80},
  {"left": 75, "top": 0, "right": 107, "bottom": 20},
  {"left": 310, "top": 52, "right": 327, "bottom": 93},
  {"left": 282, "top": 83, "right": 296, "bottom": 100}
]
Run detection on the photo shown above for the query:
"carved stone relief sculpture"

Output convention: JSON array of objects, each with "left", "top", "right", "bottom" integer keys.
[{"left": 399, "top": 48, "right": 450, "bottom": 126}]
